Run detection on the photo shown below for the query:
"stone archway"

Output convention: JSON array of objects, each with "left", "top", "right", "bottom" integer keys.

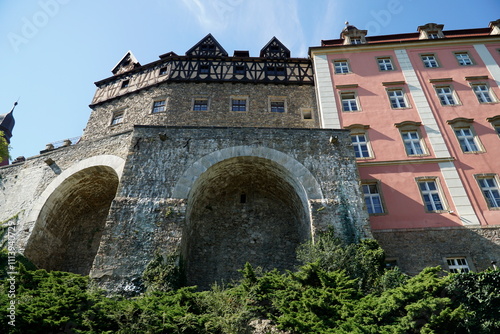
[
  {"left": 177, "top": 147, "right": 321, "bottom": 290},
  {"left": 24, "top": 155, "right": 124, "bottom": 275}
]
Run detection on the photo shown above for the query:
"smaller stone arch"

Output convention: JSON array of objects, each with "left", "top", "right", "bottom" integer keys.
[{"left": 24, "top": 155, "right": 125, "bottom": 275}]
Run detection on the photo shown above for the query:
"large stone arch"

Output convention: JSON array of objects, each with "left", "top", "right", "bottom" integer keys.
[
  {"left": 175, "top": 146, "right": 323, "bottom": 289},
  {"left": 24, "top": 155, "right": 125, "bottom": 275}
]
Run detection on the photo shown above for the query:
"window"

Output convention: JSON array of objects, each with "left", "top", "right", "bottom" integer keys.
[
  {"left": 435, "top": 86, "right": 458, "bottom": 106},
  {"left": 267, "top": 65, "right": 286, "bottom": 76},
  {"left": 121, "top": 80, "right": 130, "bottom": 89},
  {"left": 152, "top": 100, "right": 166, "bottom": 113},
  {"left": 446, "top": 257, "right": 470, "bottom": 273},
  {"left": 334, "top": 60, "right": 350, "bottom": 74},
  {"left": 417, "top": 179, "right": 446, "bottom": 212},
  {"left": 387, "top": 89, "right": 408, "bottom": 108},
  {"left": 199, "top": 65, "right": 210, "bottom": 74},
  {"left": 351, "top": 134, "right": 370, "bottom": 158},
  {"left": 377, "top": 57, "right": 394, "bottom": 71},
  {"left": 487, "top": 115, "right": 500, "bottom": 137},
  {"left": 448, "top": 118, "right": 483, "bottom": 153},
  {"left": 351, "top": 38, "right": 362, "bottom": 45},
  {"left": 454, "top": 128, "right": 480, "bottom": 152},
  {"left": 472, "top": 84, "right": 495, "bottom": 103},
  {"left": 454, "top": 52, "right": 473, "bottom": 66},
  {"left": 395, "top": 121, "right": 428, "bottom": 156},
  {"left": 402, "top": 131, "right": 425, "bottom": 155},
  {"left": 340, "top": 92, "right": 359, "bottom": 111},
  {"left": 301, "top": 108, "right": 313, "bottom": 120},
  {"left": 270, "top": 101, "right": 285, "bottom": 113},
  {"left": 362, "top": 182, "right": 385, "bottom": 214},
  {"left": 193, "top": 98, "right": 209, "bottom": 111},
  {"left": 234, "top": 65, "right": 245, "bottom": 75},
  {"left": 476, "top": 175, "right": 500, "bottom": 209},
  {"left": 428, "top": 32, "right": 439, "bottom": 39},
  {"left": 111, "top": 112, "right": 124, "bottom": 125},
  {"left": 421, "top": 54, "right": 439, "bottom": 68},
  {"left": 231, "top": 98, "right": 247, "bottom": 112},
  {"left": 159, "top": 66, "right": 168, "bottom": 75}
]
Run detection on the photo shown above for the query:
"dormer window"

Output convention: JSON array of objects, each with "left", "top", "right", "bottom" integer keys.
[
  {"left": 351, "top": 38, "right": 362, "bottom": 45},
  {"left": 121, "top": 80, "right": 130, "bottom": 89},
  {"left": 418, "top": 23, "right": 445, "bottom": 39},
  {"left": 340, "top": 23, "right": 367, "bottom": 45}
]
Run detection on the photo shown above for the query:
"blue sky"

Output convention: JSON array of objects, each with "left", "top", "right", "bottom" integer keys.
[{"left": 1, "top": 0, "right": 499, "bottom": 160}]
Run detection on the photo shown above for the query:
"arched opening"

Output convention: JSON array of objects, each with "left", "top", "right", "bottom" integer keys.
[
  {"left": 181, "top": 156, "right": 311, "bottom": 290},
  {"left": 24, "top": 166, "right": 119, "bottom": 275}
]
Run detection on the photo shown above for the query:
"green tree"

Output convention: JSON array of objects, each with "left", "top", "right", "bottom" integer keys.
[{"left": 0, "top": 130, "right": 9, "bottom": 162}]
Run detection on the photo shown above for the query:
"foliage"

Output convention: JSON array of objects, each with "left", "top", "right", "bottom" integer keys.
[
  {"left": 0, "top": 130, "right": 9, "bottom": 161},
  {"left": 142, "top": 251, "right": 184, "bottom": 293},
  {"left": 446, "top": 269, "right": 500, "bottom": 333},
  {"left": 0, "top": 237, "right": 497, "bottom": 333},
  {"left": 297, "top": 229, "right": 389, "bottom": 293}
]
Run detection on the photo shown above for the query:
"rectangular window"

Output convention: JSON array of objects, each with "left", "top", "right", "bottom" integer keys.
[
  {"left": 418, "top": 179, "right": 445, "bottom": 212},
  {"left": 455, "top": 52, "right": 473, "bottom": 66},
  {"left": 270, "top": 101, "right": 285, "bottom": 113},
  {"left": 199, "top": 65, "right": 210, "bottom": 74},
  {"left": 334, "top": 60, "right": 350, "bottom": 74},
  {"left": 267, "top": 65, "right": 286, "bottom": 76},
  {"left": 351, "top": 134, "right": 370, "bottom": 158},
  {"left": 301, "top": 108, "right": 313, "bottom": 120},
  {"left": 421, "top": 54, "right": 439, "bottom": 68},
  {"left": 477, "top": 176, "right": 500, "bottom": 208},
  {"left": 234, "top": 65, "right": 246, "bottom": 75},
  {"left": 152, "top": 100, "right": 166, "bottom": 113},
  {"left": 341, "top": 92, "right": 359, "bottom": 111},
  {"left": 388, "top": 89, "right": 407, "bottom": 108},
  {"left": 472, "top": 84, "right": 494, "bottom": 103},
  {"left": 193, "top": 98, "right": 209, "bottom": 111},
  {"left": 435, "top": 86, "right": 457, "bottom": 106},
  {"left": 231, "top": 99, "right": 247, "bottom": 112},
  {"left": 454, "top": 128, "right": 479, "bottom": 152},
  {"left": 402, "top": 131, "right": 424, "bottom": 155},
  {"left": 428, "top": 32, "right": 439, "bottom": 39},
  {"left": 362, "top": 183, "right": 384, "bottom": 214},
  {"left": 446, "top": 257, "right": 470, "bottom": 273},
  {"left": 111, "top": 112, "right": 124, "bottom": 125},
  {"left": 351, "top": 38, "right": 362, "bottom": 45},
  {"left": 377, "top": 57, "right": 394, "bottom": 71}
]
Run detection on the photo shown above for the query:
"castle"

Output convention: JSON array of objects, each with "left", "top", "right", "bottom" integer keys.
[{"left": 1, "top": 20, "right": 499, "bottom": 293}]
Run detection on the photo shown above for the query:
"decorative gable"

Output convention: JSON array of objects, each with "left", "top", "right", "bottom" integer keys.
[
  {"left": 340, "top": 23, "right": 367, "bottom": 45},
  {"left": 260, "top": 37, "right": 290, "bottom": 59},
  {"left": 490, "top": 19, "right": 500, "bottom": 35},
  {"left": 418, "top": 23, "right": 445, "bottom": 40},
  {"left": 111, "top": 51, "right": 140, "bottom": 75},
  {"left": 186, "top": 34, "right": 228, "bottom": 57}
]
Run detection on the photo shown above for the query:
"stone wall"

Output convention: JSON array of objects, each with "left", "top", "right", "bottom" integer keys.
[
  {"left": 83, "top": 82, "right": 318, "bottom": 141},
  {"left": 373, "top": 226, "right": 500, "bottom": 274},
  {"left": 91, "top": 125, "right": 370, "bottom": 292}
]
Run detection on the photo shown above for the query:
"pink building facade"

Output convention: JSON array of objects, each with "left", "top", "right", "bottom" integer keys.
[{"left": 310, "top": 20, "right": 500, "bottom": 274}]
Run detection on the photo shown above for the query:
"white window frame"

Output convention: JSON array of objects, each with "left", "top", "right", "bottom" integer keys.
[
  {"left": 416, "top": 178, "right": 447, "bottom": 213},
  {"left": 401, "top": 131, "right": 425, "bottom": 156},
  {"left": 454, "top": 52, "right": 474, "bottom": 66},
  {"left": 446, "top": 257, "right": 470, "bottom": 273},
  {"left": 475, "top": 174, "right": 500, "bottom": 209},
  {"left": 421, "top": 54, "right": 439, "bottom": 68},
  {"left": 377, "top": 57, "right": 394, "bottom": 71},
  {"left": 487, "top": 115, "right": 500, "bottom": 137},
  {"left": 454, "top": 127, "right": 480, "bottom": 153},
  {"left": 151, "top": 98, "right": 167, "bottom": 113},
  {"left": 435, "top": 86, "right": 459, "bottom": 106},
  {"left": 351, "top": 38, "right": 362, "bottom": 45},
  {"left": 110, "top": 111, "right": 124, "bottom": 126},
  {"left": 387, "top": 88, "right": 409, "bottom": 109},
  {"left": 192, "top": 97, "right": 210, "bottom": 111},
  {"left": 471, "top": 84, "right": 496, "bottom": 103},
  {"left": 362, "top": 181, "right": 385, "bottom": 215},
  {"left": 230, "top": 96, "right": 248, "bottom": 112},
  {"left": 333, "top": 60, "right": 350, "bottom": 74},
  {"left": 340, "top": 91, "right": 360, "bottom": 112}
]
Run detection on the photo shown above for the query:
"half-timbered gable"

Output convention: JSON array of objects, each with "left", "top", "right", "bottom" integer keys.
[
  {"left": 111, "top": 51, "right": 141, "bottom": 75},
  {"left": 260, "top": 37, "right": 290, "bottom": 59},
  {"left": 185, "top": 33, "right": 228, "bottom": 57}
]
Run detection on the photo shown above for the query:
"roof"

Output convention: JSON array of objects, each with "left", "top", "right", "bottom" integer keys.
[{"left": 0, "top": 102, "right": 17, "bottom": 140}]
